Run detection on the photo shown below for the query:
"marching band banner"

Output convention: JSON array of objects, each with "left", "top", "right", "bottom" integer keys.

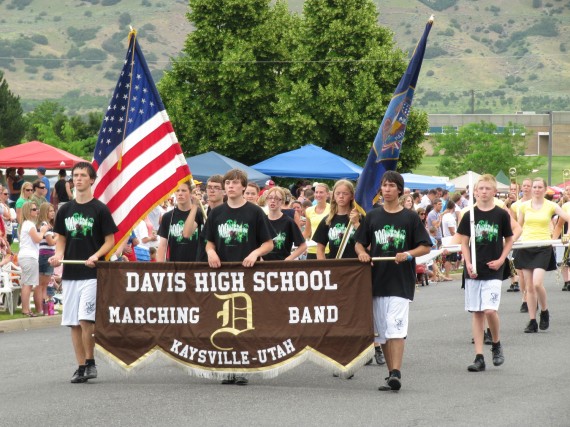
[{"left": 95, "top": 260, "right": 374, "bottom": 379}]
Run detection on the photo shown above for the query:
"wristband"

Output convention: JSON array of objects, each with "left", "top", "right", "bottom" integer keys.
[{"left": 404, "top": 251, "right": 413, "bottom": 261}]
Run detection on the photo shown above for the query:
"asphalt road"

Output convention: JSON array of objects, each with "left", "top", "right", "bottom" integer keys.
[{"left": 2, "top": 272, "right": 570, "bottom": 427}]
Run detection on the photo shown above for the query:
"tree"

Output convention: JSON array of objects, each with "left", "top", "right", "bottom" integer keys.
[
  {"left": 24, "top": 101, "right": 66, "bottom": 141},
  {"left": 433, "top": 122, "right": 543, "bottom": 177},
  {"left": 269, "top": 0, "right": 427, "bottom": 169},
  {"left": 160, "top": 0, "right": 300, "bottom": 164},
  {"left": 160, "top": 0, "right": 429, "bottom": 169},
  {"left": 24, "top": 100, "right": 100, "bottom": 157},
  {"left": 0, "top": 71, "right": 25, "bottom": 147}
]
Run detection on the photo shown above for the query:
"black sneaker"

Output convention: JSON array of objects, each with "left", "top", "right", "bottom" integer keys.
[
  {"left": 484, "top": 329, "right": 493, "bottom": 345},
  {"left": 539, "top": 310, "right": 550, "bottom": 330},
  {"left": 387, "top": 372, "right": 401, "bottom": 391},
  {"left": 374, "top": 347, "right": 386, "bottom": 365},
  {"left": 365, "top": 357, "right": 373, "bottom": 366},
  {"left": 84, "top": 364, "right": 97, "bottom": 380},
  {"left": 467, "top": 357, "right": 486, "bottom": 372},
  {"left": 70, "top": 369, "right": 87, "bottom": 383},
  {"left": 491, "top": 345, "right": 504, "bottom": 366},
  {"left": 507, "top": 284, "right": 515, "bottom": 292},
  {"left": 221, "top": 374, "right": 236, "bottom": 385},
  {"left": 524, "top": 319, "right": 538, "bottom": 333},
  {"left": 520, "top": 302, "right": 528, "bottom": 313},
  {"left": 512, "top": 283, "right": 520, "bottom": 292},
  {"left": 234, "top": 376, "right": 248, "bottom": 386},
  {"left": 378, "top": 377, "right": 391, "bottom": 391},
  {"left": 562, "top": 282, "right": 569, "bottom": 291}
]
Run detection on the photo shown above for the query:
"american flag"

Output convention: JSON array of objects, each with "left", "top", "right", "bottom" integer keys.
[
  {"left": 354, "top": 17, "right": 433, "bottom": 213},
  {"left": 92, "top": 30, "right": 191, "bottom": 256}
]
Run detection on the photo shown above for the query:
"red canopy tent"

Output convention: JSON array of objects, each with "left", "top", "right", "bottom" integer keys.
[{"left": 0, "top": 141, "right": 85, "bottom": 169}]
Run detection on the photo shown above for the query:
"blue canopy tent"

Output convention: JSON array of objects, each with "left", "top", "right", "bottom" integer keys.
[
  {"left": 186, "top": 151, "right": 270, "bottom": 187},
  {"left": 251, "top": 144, "right": 363, "bottom": 180},
  {"left": 402, "top": 173, "right": 454, "bottom": 191}
]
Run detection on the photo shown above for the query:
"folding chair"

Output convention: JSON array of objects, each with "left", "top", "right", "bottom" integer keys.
[{"left": 0, "top": 263, "right": 22, "bottom": 315}]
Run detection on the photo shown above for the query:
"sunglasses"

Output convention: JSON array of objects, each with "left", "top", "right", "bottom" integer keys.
[
  {"left": 38, "top": 186, "right": 46, "bottom": 189},
  {"left": 2, "top": 192, "right": 7, "bottom": 195},
  {"left": 25, "top": 189, "right": 33, "bottom": 192},
  {"left": 31, "top": 208, "right": 38, "bottom": 211}
]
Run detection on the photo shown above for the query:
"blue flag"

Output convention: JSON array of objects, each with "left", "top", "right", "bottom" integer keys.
[{"left": 355, "top": 18, "right": 433, "bottom": 213}]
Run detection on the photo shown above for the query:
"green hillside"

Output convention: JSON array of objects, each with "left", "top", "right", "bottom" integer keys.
[{"left": 1, "top": 0, "right": 569, "bottom": 114}]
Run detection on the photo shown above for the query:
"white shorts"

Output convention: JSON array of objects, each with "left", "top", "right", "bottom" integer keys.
[
  {"left": 61, "top": 279, "right": 97, "bottom": 326},
  {"left": 372, "top": 296, "right": 410, "bottom": 344},
  {"left": 465, "top": 279, "right": 501, "bottom": 312},
  {"left": 19, "top": 257, "right": 39, "bottom": 287}
]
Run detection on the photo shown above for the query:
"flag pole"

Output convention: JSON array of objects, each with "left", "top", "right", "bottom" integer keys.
[
  {"left": 468, "top": 171, "right": 477, "bottom": 275},
  {"left": 354, "top": 16, "right": 433, "bottom": 215}
]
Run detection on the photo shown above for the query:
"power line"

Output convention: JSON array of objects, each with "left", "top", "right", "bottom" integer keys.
[{"left": 2, "top": 51, "right": 570, "bottom": 64}]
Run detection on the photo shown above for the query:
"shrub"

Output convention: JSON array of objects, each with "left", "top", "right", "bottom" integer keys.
[
  {"left": 67, "top": 26, "right": 100, "bottom": 46},
  {"left": 488, "top": 23, "right": 503, "bottom": 34},
  {"left": 424, "top": 46, "right": 449, "bottom": 59},
  {"left": 118, "top": 12, "right": 131, "bottom": 27},
  {"left": 7, "top": 0, "right": 32, "bottom": 10},
  {"left": 31, "top": 34, "right": 48, "bottom": 45}
]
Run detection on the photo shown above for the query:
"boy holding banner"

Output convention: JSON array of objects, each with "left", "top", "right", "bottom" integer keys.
[
  {"left": 354, "top": 171, "right": 431, "bottom": 391},
  {"left": 202, "top": 168, "right": 276, "bottom": 385},
  {"left": 50, "top": 162, "right": 118, "bottom": 383}
]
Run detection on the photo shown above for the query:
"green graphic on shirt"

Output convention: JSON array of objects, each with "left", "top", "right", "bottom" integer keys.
[
  {"left": 169, "top": 220, "right": 197, "bottom": 242},
  {"left": 328, "top": 223, "right": 355, "bottom": 245},
  {"left": 65, "top": 213, "right": 94, "bottom": 237},
  {"left": 374, "top": 225, "right": 406, "bottom": 251},
  {"left": 475, "top": 220, "right": 499, "bottom": 243},
  {"left": 218, "top": 220, "right": 249, "bottom": 244},
  {"left": 274, "top": 232, "right": 286, "bottom": 250}
]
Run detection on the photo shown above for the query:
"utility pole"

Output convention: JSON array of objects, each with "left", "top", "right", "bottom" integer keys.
[{"left": 470, "top": 90, "right": 475, "bottom": 114}]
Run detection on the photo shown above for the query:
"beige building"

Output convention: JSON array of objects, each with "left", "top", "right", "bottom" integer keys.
[{"left": 427, "top": 112, "right": 570, "bottom": 156}]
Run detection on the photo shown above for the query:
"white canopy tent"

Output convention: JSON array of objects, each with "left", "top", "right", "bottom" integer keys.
[{"left": 450, "top": 172, "right": 510, "bottom": 192}]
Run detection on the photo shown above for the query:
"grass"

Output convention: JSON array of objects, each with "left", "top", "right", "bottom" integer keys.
[{"left": 413, "top": 155, "right": 570, "bottom": 185}]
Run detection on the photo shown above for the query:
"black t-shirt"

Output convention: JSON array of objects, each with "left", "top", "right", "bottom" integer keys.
[
  {"left": 264, "top": 214, "right": 305, "bottom": 261},
  {"left": 53, "top": 198, "right": 118, "bottom": 280},
  {"left": 313, "top": 214, "right": 358, "bottom": 259},
  {"left": 202, "top": 202, "right": 276, "bottom": 262},
  {"left": 457, "top": 206, "right": 513, "bottom": 280},
  {"left": 158, "top": 208, "right": 204, "bottom": 262},
  {"left": 54, "top": 179, "right": 70, "bottom": 203},
  {"left": 354, "top": 206, "right": 431, "bottom": 300}
]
